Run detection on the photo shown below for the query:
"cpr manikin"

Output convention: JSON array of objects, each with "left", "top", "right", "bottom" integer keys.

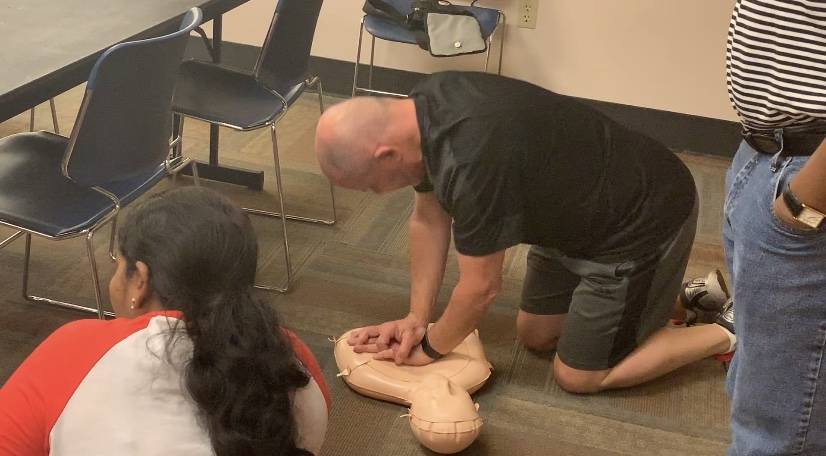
[
  {"left": 334, "top": 329, "right": 492, "bottom": 453},
  {"left": 406, "top": 374, "right": 484, "bottom": 453}
]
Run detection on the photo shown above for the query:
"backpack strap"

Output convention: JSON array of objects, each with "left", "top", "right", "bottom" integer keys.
[{"left": 362, "top": 0, "right": 408, "bottom": 23}]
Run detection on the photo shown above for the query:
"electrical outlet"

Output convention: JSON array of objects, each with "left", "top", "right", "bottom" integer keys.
[{"left": 518, "top": 0, "right": 539, "bottom": 29}]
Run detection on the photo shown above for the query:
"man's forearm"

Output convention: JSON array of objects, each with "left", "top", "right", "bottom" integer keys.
[
  {"left": 789, "top": 138, "right": 826, "bottom": 210},
  {"left": 408, "top": 216, "right": 451, "bottom": 323},
  {"left": 426, "top": 282, "right": 495, "bottom": 355}
]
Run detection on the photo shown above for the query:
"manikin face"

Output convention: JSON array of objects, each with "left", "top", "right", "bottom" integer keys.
[
  {"left": 407, "top": 374, "right": 482, "bottom": 453},
  {"left": 408, "top": 374, "right": 479, "bottom": 422}
]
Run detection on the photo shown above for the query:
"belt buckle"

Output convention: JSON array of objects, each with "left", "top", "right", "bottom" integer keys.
[
  {"left": 744, "top": 128, "right": 784, "bottom": 155},
  {"left": 773, "top": 129, "right": 785, "bottom": 155}
]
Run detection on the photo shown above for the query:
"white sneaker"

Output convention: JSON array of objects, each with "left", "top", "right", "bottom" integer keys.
[{"left": 680, "top": 270, "right": 730, "bottom": 313}]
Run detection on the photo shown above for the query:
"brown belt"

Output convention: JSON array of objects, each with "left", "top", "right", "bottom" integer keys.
[{"left": 743, "top": 124, "right": 826, "bottom": 156}]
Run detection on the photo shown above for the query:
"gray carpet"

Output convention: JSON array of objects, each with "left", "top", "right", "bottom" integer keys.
[{"left": 0, "top": 87, "right": 732, "bottom": 455}]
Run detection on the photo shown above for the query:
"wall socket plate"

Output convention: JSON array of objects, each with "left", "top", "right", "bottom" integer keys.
[{"left": 518, "top": 0, "right": 539, "bottom": 29}]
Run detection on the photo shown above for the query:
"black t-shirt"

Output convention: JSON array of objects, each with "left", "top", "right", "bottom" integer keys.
[{"left": 409, "top": 72, "right": 696, "bottom": 259}]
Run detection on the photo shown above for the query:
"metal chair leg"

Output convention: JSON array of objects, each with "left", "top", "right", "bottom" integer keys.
[
  {"left": 250, "top": 124, "right": 292, "bottom": 293},
  {"left": 28, "top": 100, "right": 60, "bottom": 133},
  {"left": 497, "top": 12, "right": 506, "bottom": 75},
  {"left": 49, "top": 98, "right": 60, "bottom": 134},
  {"left": 168, "top": 115, "right": 200, "bottom": 186},
  {"left": 269, "top": 124, "right": 292, "bottom": 291},
  {"left": 175, "top": 114, "right": 185, "bottom": 158},
  {"left": 484, "top": 38, "right": 492, "bottom": 73},
  {"left": 232, "top": 77, "right": 336, "bottom": 293},
  {"left": 0, "top": 231, "right": 23, "bottom": 249},
  {"left": 21, "top": 232, "right": 114, "bottom": 318},
  {"left": 485, "top": 12, "right": 506, "bottom": 74},
  {"left": 243, "top": 80, "right": 336, "bottom": 225},
  {"left": 22, "top": 233, "right": 32, "bottom": 301},
  {"left": 369, "top": 34, "right": 376, "bottom": 90},
  {"left": 108, "top": 215, "right": 118, "bottom": 262},
  {"left": 85, "top": 230, "right": 107, "bottom": 319},
  {"left": 170, "top": 114, "right": 184, "bottom": 183},
  {"left": 314, "top": 78, "right": 337, "bottom": 224},
  {"left": 191, "top": 160, "right": 201, "bottom": 187},
  {"left": 352, "top": 18, "right": 365, "bottom": 97}
]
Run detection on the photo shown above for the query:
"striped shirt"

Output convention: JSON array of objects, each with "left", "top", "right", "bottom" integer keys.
[{"left": 726, "top": 0, "right": 826, "bottom": 129}]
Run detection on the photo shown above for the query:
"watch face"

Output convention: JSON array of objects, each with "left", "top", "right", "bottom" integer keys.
[{"left": 798, "top": 207, "right": 825, "bottom": 229}]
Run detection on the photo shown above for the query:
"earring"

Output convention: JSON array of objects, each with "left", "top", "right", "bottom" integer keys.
[{"left": 130, "top": 298, "right": 136, "bottom": 310}]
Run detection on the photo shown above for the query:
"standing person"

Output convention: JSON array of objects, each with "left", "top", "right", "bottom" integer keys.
[
  {"left": 315, "top": 71, "right": 735, "bottom": 393},
  {"left": 724, "top": 1, "right": 826, "bottom": 454},
  {"left": 0, "top": 187, "right": 329, "bottom": 456}
]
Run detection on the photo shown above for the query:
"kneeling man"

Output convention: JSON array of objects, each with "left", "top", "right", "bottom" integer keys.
[{"left": 315, "top": 72, "right": 734, "bottom": 393}]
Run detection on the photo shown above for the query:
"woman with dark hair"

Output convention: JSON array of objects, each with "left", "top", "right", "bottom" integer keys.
[{"left": 0, "top": 187, "right": 329, "bottom": 455}]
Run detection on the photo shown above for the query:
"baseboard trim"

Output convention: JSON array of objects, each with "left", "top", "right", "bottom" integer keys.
[{"left": 185, "top": 37, "right": 740, "bottom": 158}]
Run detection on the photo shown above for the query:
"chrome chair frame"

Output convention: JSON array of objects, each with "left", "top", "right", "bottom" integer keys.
[
  {"left": 104, "top": 138, "right": 201, "bottom": 264},
  {"left": 29, "top": 99, "right": 60, "bottom": 134},
  {"left": 0, "top": 8, "right": 202, "bottom": 319},
  {"left": 0, "top": 110, "right": 124, "bottom": 319},
  {"left": 173, "top": 75, "right": 331, "bottom": 293},
  {"left": 0, "top": 193, "right": 120, "bottom": 320},
  {"left": 176, "top": 6, "right": 336, "bottom": 293},
  {"left": 352, "top": 7, "right": 507, "bottom": 98}
]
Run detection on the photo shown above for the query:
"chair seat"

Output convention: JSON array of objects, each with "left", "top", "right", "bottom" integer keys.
[
  {"left": 0, "top": 132, "right": 115, "bottom": 238},
  {"left": 102, "top": 163, "right": 167, "bottom": 206},
  {"left": 363, "top": 6, "right": 500, "bottom": 45},
  {"left": 172, "top": 60, "right": 306, "bottom": 130}
]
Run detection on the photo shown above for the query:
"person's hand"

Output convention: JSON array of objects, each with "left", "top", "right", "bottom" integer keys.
[
  {"left": 348, "top": 313, "right": 427, "bottom": 362},
  {"left": 375, "top": 341, "right": 435, "bottom": 366},
  {"left": 773, "top": 194, "right": 818, "bottom": 232}
]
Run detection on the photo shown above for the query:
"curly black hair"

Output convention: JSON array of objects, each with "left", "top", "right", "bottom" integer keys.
[{"left": 118, "top": 186, "right": 314, "bottom": 456}]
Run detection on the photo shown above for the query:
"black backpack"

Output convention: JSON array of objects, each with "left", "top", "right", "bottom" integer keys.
[{"left": 362, "top": 0, "right": 487, "bottom": 57}]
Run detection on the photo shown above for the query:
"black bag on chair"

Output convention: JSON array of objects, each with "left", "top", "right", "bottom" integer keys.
[{"left": 362, "top": 0, "right": 487, "bottom": 57}]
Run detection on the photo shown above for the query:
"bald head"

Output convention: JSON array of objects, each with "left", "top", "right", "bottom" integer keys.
[
  {"left": 315, "top": 97, "right": 423, "bottom": 193},
  {"left": 315, "top": 97, "right": 391, "bottom": 185}
]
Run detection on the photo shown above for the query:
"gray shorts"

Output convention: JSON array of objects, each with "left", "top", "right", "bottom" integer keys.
[{"left": 520, "top": 201, "right": 698, "bottom": 371}]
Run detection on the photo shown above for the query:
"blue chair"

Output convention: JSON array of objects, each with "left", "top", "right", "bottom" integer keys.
[
  {"left": 172, "top": 0, "right": 335, "bottom": 293},
  {"left": 352, "top": 0, "right": 505, "bottom": 97},
  {"left": 0, "top": 8, "right": 202, "bottom": 319}
]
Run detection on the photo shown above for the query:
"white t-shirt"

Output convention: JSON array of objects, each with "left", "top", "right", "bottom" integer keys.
[{"left": 0, "top": 311, "right": 329, "bottom": 455}]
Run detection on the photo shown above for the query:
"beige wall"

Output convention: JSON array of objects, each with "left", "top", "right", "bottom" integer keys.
[{"left": 216, "top": 0, "right": 738, "bottom": 121}]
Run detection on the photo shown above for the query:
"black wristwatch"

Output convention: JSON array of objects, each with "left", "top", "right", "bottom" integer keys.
[
  {"left": 782, "top": 183, "right": 826, "bottom": 229},
  {"left": 420, "top": 331, "right": 445, "bottom": 360}
]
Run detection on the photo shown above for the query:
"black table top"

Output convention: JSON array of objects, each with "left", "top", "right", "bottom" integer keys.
[{"left": 0, "top": 0, "right": 249, "bottom": 122}]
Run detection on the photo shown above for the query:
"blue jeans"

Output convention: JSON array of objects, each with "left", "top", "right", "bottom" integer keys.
[{"left": 724, "top": 141, "right": 826, "bottom": 455}]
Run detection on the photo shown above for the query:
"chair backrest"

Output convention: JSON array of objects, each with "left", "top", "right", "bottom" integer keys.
[
  {"left": 254, "top": 0, "right": 324, "bottom": 92},
  {"left": 382, "top": 0, "right": 413, "bottom": 14},
  {"left": 63, "top": 8, "right": 202, "bottom": 188}
]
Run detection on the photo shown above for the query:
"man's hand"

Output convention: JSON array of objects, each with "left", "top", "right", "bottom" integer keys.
[
  {"left": 375, "top": 342, "right": 435, "bottom": 366},
  {"left": 348, "top": 313, "right": 427, "bottom": 362}
]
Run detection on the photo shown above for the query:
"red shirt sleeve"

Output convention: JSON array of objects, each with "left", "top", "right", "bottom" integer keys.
[
  {"left": 282, "top": 329, "right": 331, "bottom": 410},
  {"left": 0, "top": 314, "right": 175, "bottom": 456}
]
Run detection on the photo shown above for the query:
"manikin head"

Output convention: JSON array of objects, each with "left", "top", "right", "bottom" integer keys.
[
  {"left": 407, "top": 374, "right": 483, "bottom": 454},
  {"left": 314, "top": 97, "right": 425, "bottom": 194}
]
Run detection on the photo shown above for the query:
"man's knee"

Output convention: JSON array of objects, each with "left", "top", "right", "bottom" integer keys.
[
  {"left": 552, "top": 356, "right": 607, "bottom": 394},
  {"left": 516, "top": 311, "right": 563, "bottom": 352},
  {"left": 517, "top": 330, "right": 558, "bottom": 352}
]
